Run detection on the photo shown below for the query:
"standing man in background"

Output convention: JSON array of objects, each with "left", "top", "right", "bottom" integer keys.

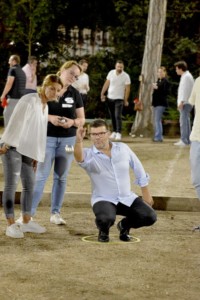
[
  {"left": 174, "top": 60, "right": 194, "bottom": 146},
  {"left": 100, "top": 60, "right": 130, "bottom": 141},
  {"left": 0, "top": 54, "right": 26, "bottom": 127},
  {"left": 22, "top": 56, "right": 38, "bottom": 94},
  {"left": 72, "top": 59, "right": 90, "bottom": 109}
]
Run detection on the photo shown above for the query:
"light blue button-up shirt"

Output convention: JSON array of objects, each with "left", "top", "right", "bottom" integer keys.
[{"left": 79, "top": 142, "right": 149, "bottom": 207}]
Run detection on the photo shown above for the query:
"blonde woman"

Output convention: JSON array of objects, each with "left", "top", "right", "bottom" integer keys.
[
  {"left": 30, "top": 61, "right": 85, "bottom": 225},
  {"left": 0, "top": 74, "right": 63, "bottom": 238}
]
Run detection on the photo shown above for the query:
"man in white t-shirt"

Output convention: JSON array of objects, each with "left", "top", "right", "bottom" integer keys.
[
  {"left": 72, "top": 59, "right": 90, "bottom": 108},
  {"left": 174, "top": 61, "right": 194, "bottom": 146},
  {"left": 100, "top": 60, "right": 131, "bottom": 140}
]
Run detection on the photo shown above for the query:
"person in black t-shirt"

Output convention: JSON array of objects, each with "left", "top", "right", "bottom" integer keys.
[
  {"left": 30, "top": 60, "right": 85, "bottom": 225},
  {"left": 0, "top": 54, "right": 26, "bottom": 127}
]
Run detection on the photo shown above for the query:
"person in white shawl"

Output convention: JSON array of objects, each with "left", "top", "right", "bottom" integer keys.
[{"left": 0, "top": 74, "right": 63, "bottom": 238}]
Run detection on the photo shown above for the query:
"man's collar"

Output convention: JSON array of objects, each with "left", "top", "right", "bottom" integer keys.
[{"left": 92, "top": 141, "right": 114, "bottom": 153}]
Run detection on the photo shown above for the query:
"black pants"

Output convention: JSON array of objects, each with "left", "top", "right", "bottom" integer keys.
[
  {"left": 93, "top": 197, "right": 157, "bottom": 232},
  {"left": 107, "top": 99, "right": 123, "bottom": 133}
]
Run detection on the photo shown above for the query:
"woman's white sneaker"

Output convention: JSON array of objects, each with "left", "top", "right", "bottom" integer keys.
[
  {"left": 6, "top": 223, "right": 24, "bottom": 238},
  {"left": 50, "top": 214, "right": 66, "bottom": 225},
  {"left": 20, "top": 221, "right": 46, "bottom": 233}
]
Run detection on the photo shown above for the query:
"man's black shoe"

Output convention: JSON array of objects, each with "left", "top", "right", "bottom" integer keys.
[
  {"left": 117, "top": 221, "right": 131, "bottom": 242},
  {"left": 98, "top": 231, "right": 109, "bottom": 242},
  {"left": 192, "top": 225, "right": 200, "bottom": 232}
]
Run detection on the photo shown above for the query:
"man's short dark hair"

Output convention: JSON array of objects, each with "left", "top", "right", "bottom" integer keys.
[
  {"left": 90, "top": 118, "right": 109, "bottom": 129},
  {"left": 174, "top": 61, "right": 188, "bottom": 71},
  {"left": 116, "top": 60, "right": 124, "bottom": 65},
  {"left": 27, "top": 56, "right": 37, "bottom": 64},
  {"left": 79, "top": 59, "right": 88, "bottom": 65}
]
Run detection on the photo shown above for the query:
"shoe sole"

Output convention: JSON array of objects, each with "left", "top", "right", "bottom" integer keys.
[
  {"left": 98, "top": 239, "right": 109, "bottom": 242},
  {"left": 50, "top": 220, "right": 66, "bottom": 225},
  {"left": 21, "top": 229, "right": 46, "bottom": 233},
  {"left": 6, "top": 232, "right": 24, "bottom": 238}
]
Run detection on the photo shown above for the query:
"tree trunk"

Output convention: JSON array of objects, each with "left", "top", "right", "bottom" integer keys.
[{"left": 131, "top": 0, "right": 167, "bottom": 137}]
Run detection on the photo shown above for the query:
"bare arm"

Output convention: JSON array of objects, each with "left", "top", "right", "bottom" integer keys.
[
  {"left": 141, "top": 186, "right": 154, "bottom": 206},
  {"left": 100, "top": 79, "right": 110, "bottom": 101},
  {"left": 74, "top": 127, "right": 86, "bottom": 162},
  {"left": 30, "top": 65, "right": 37, "bottom": 83},
  {"left": 74, "top": 107, "right": 85, "bottom": 127},
  {"left": 0, "top": 76, "right": 15, "bottom": 101},
  {"left": 124, "top": 84, "right": 130, "bottom": 106}
]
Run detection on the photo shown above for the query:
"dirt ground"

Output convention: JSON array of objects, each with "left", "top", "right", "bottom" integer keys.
[{"left": 0, "top": 136, "right": 200, "bottom": 300}]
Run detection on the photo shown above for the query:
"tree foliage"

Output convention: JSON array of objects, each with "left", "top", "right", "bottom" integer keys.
[
  {"left": 0, "top": 0, "right": 200, "bottom": 122},
  {"left": 1, "top": 0, "right": 57, "bottom": 56}
]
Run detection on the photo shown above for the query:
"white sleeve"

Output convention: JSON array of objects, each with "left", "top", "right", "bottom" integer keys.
[{"left": 1, "top": 96, "right": 31, "bottom": 147}]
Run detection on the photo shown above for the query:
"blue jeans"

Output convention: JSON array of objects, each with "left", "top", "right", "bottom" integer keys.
[
  {"left": 190, "top": 141, "right": 200, "bottom": 199},
  {"left": 180, "top": 103, "right": 193, "bottom": 144},
  {"left": 31, "top": 136, "right": 76, "bottom": 215},
  {"left": 153, "top": 106, "right": 166, "bottom": 141},
  {"left": 1, "top": 149, "right": 35, "bottom": 219},
  {"left": 107, "top": 99, "right": 123, "bottom": 133}
]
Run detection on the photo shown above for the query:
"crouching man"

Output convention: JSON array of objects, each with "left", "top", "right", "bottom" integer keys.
[{"left": 74, "top": 118, "right": 157, "bottom": 242}]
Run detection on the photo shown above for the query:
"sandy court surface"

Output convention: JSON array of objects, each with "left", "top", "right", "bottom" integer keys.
[
  {"left": 0, "top": 206, "right": 200, "bottom": 300},
  {"left": 0, "top": 135, "right": 200, "bottom": 299}
]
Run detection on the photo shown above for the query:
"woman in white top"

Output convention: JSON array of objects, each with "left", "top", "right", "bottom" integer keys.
[{"left": 0, "top": 74, "right": 63, "bottom": 238}]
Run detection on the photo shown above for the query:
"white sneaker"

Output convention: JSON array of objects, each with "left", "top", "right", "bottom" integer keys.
[
  {"left": 20, "top": 221, "right": 46, "bottom": 233},
  {"left": 16, "top": 214, "right": 33, "bottom": 225},
  {"left": 110, "top": 132, "right": 116, "bottom": 139},
  {"left": 115, "top": 133, "right": 122, "bottom": 140},
  {"left": 6, "top": 223, "right": 24, "bottom": 238},
  {"left": 50, "top": 213, "right": 66, "bottom": 225},
  {"left": 174, "top": 140, "right": 187, "bottom": 146}
]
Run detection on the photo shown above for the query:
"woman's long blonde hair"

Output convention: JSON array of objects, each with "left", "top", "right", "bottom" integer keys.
[{"left": 57, "top": 60, "right": 82, "bottom": 76}]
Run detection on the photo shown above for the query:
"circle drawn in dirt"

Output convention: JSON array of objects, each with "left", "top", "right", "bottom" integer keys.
[{"left": 82, "top": 235, "right": 140, "bottom": 244}]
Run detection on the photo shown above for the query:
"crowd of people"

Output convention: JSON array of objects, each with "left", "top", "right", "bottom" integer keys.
[{"left": 0, "top": 54, "right": 199, "bottom": 240}]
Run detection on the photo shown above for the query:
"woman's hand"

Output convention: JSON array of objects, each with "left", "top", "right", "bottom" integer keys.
[
  {"left": 57, "top": 117, "right": 75, "bottom": 128},
  {"left": 48, "top": 115, "right": 62, "bottom": 126},
  {"left": 48, "top": 115, "right": 75, "bottom": 128},
  {"left": 32, "top": 160, "right": 38, "bottom": 172},
  {"left": 0, "top": 144, "right": 9, "bottom": 155}
]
